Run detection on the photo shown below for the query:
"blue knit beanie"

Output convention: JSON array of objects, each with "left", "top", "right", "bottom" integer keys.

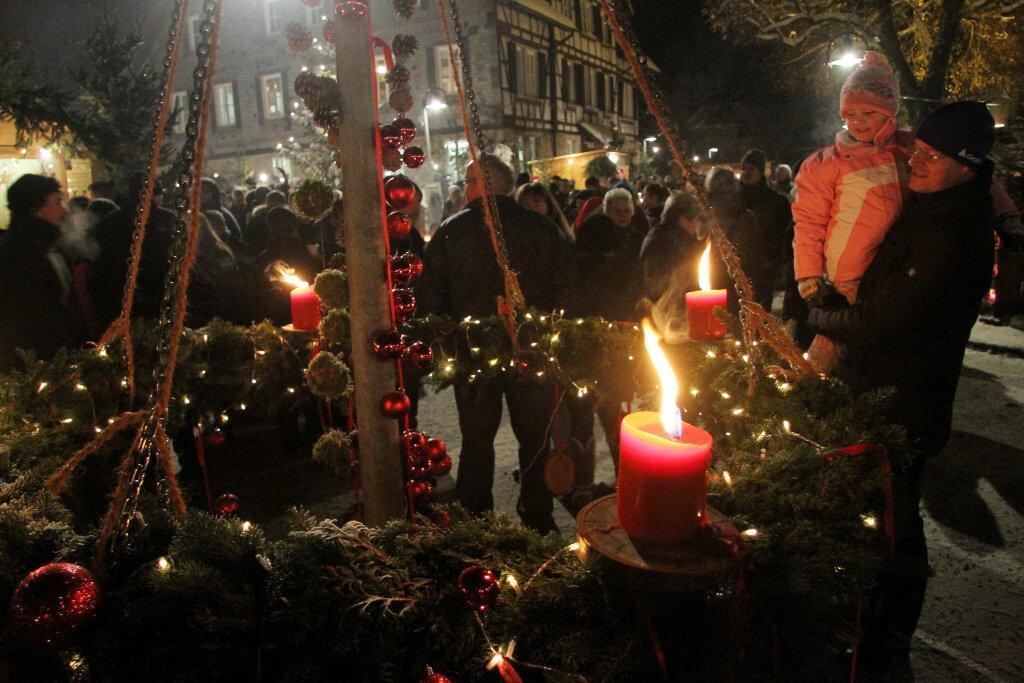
[{"left": 916, "top": 101, "right": 995, "bottom": 171}]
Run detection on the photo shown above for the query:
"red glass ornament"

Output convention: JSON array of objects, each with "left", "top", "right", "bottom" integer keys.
[
  {"left": 393, "top": 116, "right": 417, "bottom": 144},
  {"left": 401, "top": 429, "right": 428, "bottom": 456},
  {"left": 408, "top": 463, "right": 431, "bottom": 480},
  {"left": 214, "top": 493, "right": 241, "bottom": 517},
  {"left": 405, "top": 341, "right": 434, "bottom": 370},
  {"left": 335, "top": 1, "right": 368, "bottom": 18},
  {"left": 403, "top": 146, "right": 426, "bottom": 169},
  {"left": 379, "top": 124, "right": 403, "bottom": 150},
  {"left": 206, "top": 427, "right": 227, "bottom": 448},
  {"left": 457, "top": 565, "right": 500, "bottom": 614},
  {"left": 425, "top": 437, "right": 448, "bottom": 461},
  {"left": 9, "top": 563, "right": 100, "bottom": 652},
  {"left": 372, "top": 329, "right": 406, "bottom": 360},
  {"left": 322, "top": 21, "right": 336, "bottom": 44},
  {"left": 430, "top": 509, "right": 453, "bottom": 527},
  {"left": 390, "top": 252, "right": 424, "bottom": 285},
  {"left": 381, "top": 390, "right": 411, "bottom": 418},
  {"left": 392, "top": 288, "right": 417, "bottom": 320},
  {"left": 387, "top": 211, "right": 413, "bottom": 240},
  {"left": 384, "top": 175, "right": 417, "bottom": 210},
  {"left": 430, "top": 454, "right": 453, "bottom": 477},
  {"left": 421, "top": 673, "right": 454, "bottom": 683},
  {"left": 406, "top": 479, "right": 433, "bottom": 501}
]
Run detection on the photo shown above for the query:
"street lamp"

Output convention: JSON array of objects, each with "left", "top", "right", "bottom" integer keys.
[
  {"left": 422, "top": 88, "right": 448, "bottom": 179},
  {"left": 643, "top": 135, "right": 657, "bottom": 158},
  {"left": 828, "top": 51, "right": 862, "bottom": 69},
  {"left": 708, "top": 147, "right": 718, "bottom": 161}
]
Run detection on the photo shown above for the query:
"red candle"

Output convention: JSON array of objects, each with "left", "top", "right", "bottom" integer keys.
[
  {"left": 290, "top": 283, "right": 321, "bottom": 330},
  {"left": 686, "top": 240, "right": 728, "bottom": 340},
  {"left": 617, "top": 320, "right": 712, "bottom": 544},
  {"left": 618, "top": 413, "right": 712, "bottom": 544}
]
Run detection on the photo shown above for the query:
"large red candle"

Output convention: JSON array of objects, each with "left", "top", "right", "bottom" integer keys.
[
  {"left": 290, "top": 284, "right": 321, "bottom": 331},
  {"left": 686, "top": 239, "right": 728, "bottom": 340},
  {"left": 618, "top": 412, "right": 712, "bottom": 544}
]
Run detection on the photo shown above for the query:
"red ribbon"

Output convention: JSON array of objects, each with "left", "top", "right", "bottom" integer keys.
[{"left": 192, "top": 422, "right": 214, "bottom": 513}]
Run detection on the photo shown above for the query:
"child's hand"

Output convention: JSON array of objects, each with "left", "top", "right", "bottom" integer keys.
[{"left": 798, "top": 277, "right": 826, "bottom": 306}]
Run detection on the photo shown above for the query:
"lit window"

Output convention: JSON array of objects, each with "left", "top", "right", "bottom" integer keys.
[
  {"left": 264, "top": 0, "right": 285, "bottom": 35},
  {"left": 214, "top": 83, "right": 237, "bottom": 127},
  {"left": 271, "top": 156, "right": 292, "bottom": 178},
  {"left": 261, "top": 73, "right": 285, "bottom": 119},
  {"left": 171, "top": 91, "right": 188, "bottom": 134},
  {"left": 435, "top": 44, "right": 461, "bottom": 95},
  {"left": 306, "top": 0, "right": 328, "bottom": 24}
]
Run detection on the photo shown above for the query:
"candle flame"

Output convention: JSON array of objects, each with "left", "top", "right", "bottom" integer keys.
[
  {"left": 269, "top": 262, "right": 308, "bottom": 289},
  {"left": 698, "top": 239, "right": 713, "bottom": 291},
  {"left": 642, "top": 319, "right": 682, "bottom": 439}
]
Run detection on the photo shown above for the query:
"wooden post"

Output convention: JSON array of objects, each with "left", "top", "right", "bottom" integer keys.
[{"left": 335, "top": 4, "right": 406, "bottom": 525}]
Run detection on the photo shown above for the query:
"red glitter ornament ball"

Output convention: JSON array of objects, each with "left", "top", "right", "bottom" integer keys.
[
  {"left": 392, "top": 288, "right": 417, "bottom": 321},
  {"left": 393, "top": 116, "right": 417, "bottom": 144},
  {"left": 379, "top": 124, "right": 403, "bottom": 150},
  {"left": 214, "top": 493, "right": 241, "bottom": 517},
  {"left": 387, "top": 211, "right": 413, "bottom": 240},
  {"left": 456, "top": 565, "right": 500, "bottom": 614},
  {"left": 9, "top": 563, "right": 100, "bottom": 652},
  {"left": 403, "top": 146, "right": 426, "bottom": 169},
  {"left": 406, "top": 479, "right": 434, "bottom": 502},
  {"left": 430, "top": 454, "right": 453, "bottom": 477},
  {"left": 425, "top": 437, "right": 448, "bottom": 461},
  {"left": 384, "top": 175, "right": 417, "bottom": 210},
  {"left": 372, "top": 329, "right": 406, "bottom": 360},
  {"left": 322, "top": 21, "right": 336, "bottom": 44},
  {"left": 381, "top": 390, "right": 411, "bottom": 418},
  {"left": 405, "top": 341, "right": 434, "bottom": 370},
  {"left": 390, "top": 252, "right": 424, "bottom": 285},
  {"left": 206, "top": 427, "right": 227, "bottom": 448},
  {"left": 335, "top": 1, "right": 368, "bottom": 18}
]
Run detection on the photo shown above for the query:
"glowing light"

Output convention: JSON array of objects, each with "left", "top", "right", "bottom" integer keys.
[
  {"left": 269, "top": 262, "right": 309, "bottom": 289},
  {"left": 828, "top": 51, "right": 862, "bottom": 68},
  {"left": 376, "top": 63, "right": 388, "bottom": 74},
  {"left": 258, "top": 172, "right": 269, "bottom": 183},
  {"left": 692, "top": 154, "right": 699, "bottom": 162},
  {"left": 39, "top": 147, "right": 53, "bottom": 161},
  {"left": 782, "top": 420, "right": 791, "bottom": 433},
  {"left": 731, "top": 407, "right": 744, "bottom": 416},
  {"left": 157, "top": 556, "right": 171, "bottom": 571},
  {"left": 720, "top": 391, "right": 731, "bottom": 400},
  {"left": 241, "top": 521, "right": 253, "bottom": 533},
  {"left": 722, "top": 471, "right": 733, "bottom": 487},
  {"left": 698, "top": 240, "right": 714, "bottom": 291},
  {"left": 742, "top": 528, "right": 759, "bottom": 538},
  {"left": 567, "top": 541, "right": 580, "bottom": 552},
  {"left": 706, "top": 349, "right": 716, "bottom": 359},
  {"left": 642, "top": 319, "right": 682, "bottom": 439},
  {"left": 861, "top": 515, "right": 877, "bottom": 529},
  {"left": 75, "top": 383, "right": 86, "bottom": 391},
  {"left": 37, "top": 382, "right": 48, "bottom": 392},
  {"left": 60, "top": 417, "right": 74, "bottom": 425}
]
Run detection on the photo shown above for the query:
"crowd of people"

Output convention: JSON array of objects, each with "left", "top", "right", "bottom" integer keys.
[{"left": 0, "top": 53, "right": 1019, "bottom": 679}]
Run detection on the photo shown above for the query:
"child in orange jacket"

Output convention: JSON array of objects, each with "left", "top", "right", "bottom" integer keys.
[{"left": 792, "top": 52, "right": 912, "bottom": 371}]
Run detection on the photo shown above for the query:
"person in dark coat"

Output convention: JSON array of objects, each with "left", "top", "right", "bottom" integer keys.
[
  {"left": 200, "top": 177, "right": 243, "bottom": 247},
  {"left": 640, "top": 190, "right": 705, "bottom": 304},
  {"left": 89, "top": 173, "right": 175, "bottom": 331},
  {"left": 705, "top": 166, "right": 758, "bottom": 314},
  {"left": 808, "top": 102, "right": 997, "bottom": 677},
  {"left": 0, "top": 174, "right": 81, "bottom": 368},
  {"left": 418, "top": 154, "right": 573, "bottom": 532},
  {"left": 739, "top": 149, "right": 792, "bottom": 312}
]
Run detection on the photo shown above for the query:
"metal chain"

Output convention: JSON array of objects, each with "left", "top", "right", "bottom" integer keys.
[
  {"left": 113, "top": 0, "right": 188, "bottom": 343},
  {"left": 447, "top": 0, "right": 489, "bottom": 150},
  {"left": 109, "top": 0, "right": 224, "bottom": 561}
]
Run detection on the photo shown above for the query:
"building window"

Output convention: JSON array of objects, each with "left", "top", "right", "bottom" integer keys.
[
  {"left": 375, "top": 54, "right": 391, "bottom": 103},
  {"left": 171, "top": 91, "right": 188, "bottom": 134},
  {"left": 261, "top": 73, "right": 285, "bottom": 120},
  {"left": 435, "top": 44, "right": 461, "bottom": 95},
  {"left": 188, "top": 15, "right": 202, "bottom": 50},
  {"left": 622, "top": 83, "right": 634, "bottom": 118},
  {"left": 573, "top": 63, "right": 585, "bottom": 105},
  {"left": 514, "top": 45, "right": 540, "bottom": 98},
  {"left": 596, "top": 73, "right": 606, "bottom": 111},
  {"left": 526, "top": 136, "right": 538, "bottom": 162},
  {"left": 271, "top": 156, "right": 292, "bottom": 178},
  {"left": 214, "top": 82, "right": 237, "bottom": 128},
  {"left": 264, "top": 0, "right": 285, "bottom": 35},
  {"left": 590, "top": 6, "right": 603, "bottom": 38}
]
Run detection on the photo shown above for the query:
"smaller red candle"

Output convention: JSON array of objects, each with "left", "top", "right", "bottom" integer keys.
[
  {"left": 289, "top": 282, "right": 321, "bottom": 331},
  {"left": 686, "top": 240, "right": 728, "bottom": 340}
]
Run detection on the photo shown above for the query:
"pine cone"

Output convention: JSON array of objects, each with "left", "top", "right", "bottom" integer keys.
[
  {"left": 392, "top": 0, "right": 416, "bottom": 20},
  {"left": 294, "top": 71, "right": 319, "bottom": 101},
  {"left": 392, "top": 34, "right": 419, "bottom": 61},
  {"left": 388, "top": 88, "right": 415, "bottom": 114},
  {"left": 382, "top": 148, "right": 403, "bottom": 172},
  {"left": 385, "top": 64, "right": 411, "bottom": 90},
  {"left": 286, "top": 22, "right": 313, "bottom": 53}
]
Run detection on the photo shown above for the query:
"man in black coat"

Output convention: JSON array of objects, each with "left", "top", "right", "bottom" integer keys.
[
  {"left": 89, "top": 172, "right": 176, "bottom": 331},
  {"left": 740, "top": 149, "right": 792, "bottom": 312},
  {"left": 809, "top": 102, "right": 997, "bottom": 676},
  {"left": 0, "top": 174, "right": 81, "bottom": 369},
  {"left": 418, "top": 154, "right": 573, "bottom": 532}
]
